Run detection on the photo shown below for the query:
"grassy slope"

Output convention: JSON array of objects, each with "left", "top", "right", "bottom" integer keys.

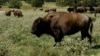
[{"left": 0, "top": 2, "right": 100, "bottom": 56}]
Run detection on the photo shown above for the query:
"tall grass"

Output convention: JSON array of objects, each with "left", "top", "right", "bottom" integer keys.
[{"left": 0, "top": 9, "right": 100, "bottom": 56}]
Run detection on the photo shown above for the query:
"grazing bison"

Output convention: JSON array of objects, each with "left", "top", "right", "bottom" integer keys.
[
  {"left": 31, "top": 12, "right": 93, "bottom": 46},
  {"left": 44, "top": 8, "right": 56, "bottom": 13},
  {"left": 5, "top": 10, "right": 13, "bottom": 16},
  {"left": 44, "top": 9, "right": 50, "bottom": 13},
  {"left": 89, "top": 7, "right": 95, "bottom": 13},
  {"left": 13, "top": 9, "right": 23, "bottom": 18},
  {"left": 67, "top": 7, "right": 74, "bottom": 13},
  {"left": 95, "top": 7, "right": 100, "bottom": 13},
  {"left": 76, "top": 7, "right": 87, "bottom": 13},
  {"left": 94, "top": 7, "right": 100, "bottom": 17},
  {"left": 39, "top": 8, "right": 43, "bottom": 11},
  {"left": 89, "top": 7, "right": 100, "bottom": 17}
]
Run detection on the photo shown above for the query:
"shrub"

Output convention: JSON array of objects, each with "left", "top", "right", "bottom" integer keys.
[
  {"left": 8, "top": 0, "right": 22, "bottom": 9},
  {"left": 0, "top": 5, "right": 1, "bottom": 8},
  {"left": 31, "top": 0, "right": 44, "bottom": 8}
]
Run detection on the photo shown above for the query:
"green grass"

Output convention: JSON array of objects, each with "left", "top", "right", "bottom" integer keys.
[
  {"left": 0, "top": 3, "right": 100, "bottom": 56},
  {"left": 21, "top": 1, "right": 33, "bottom": 10}
]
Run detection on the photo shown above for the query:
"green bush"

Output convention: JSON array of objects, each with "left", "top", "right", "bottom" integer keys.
[
  {"left": 0, "top": 5, "right": 1, "bottom": 8},
  {"left": 56, "top": 0, "right": 67, "bottom": 7},
  {"left": 45, "top": 0, "right": 55, "bottom": 2},
  {"left": 24, "top": 0, "right": 31, "bottom": 3},
  {"left": 8, "top": 0, "right": 22, "bottom": 9},
  {"left": 31, "top": 0, "right": 44, "bottom": 7}
]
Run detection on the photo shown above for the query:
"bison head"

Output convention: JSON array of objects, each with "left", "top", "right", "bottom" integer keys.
[{"left": 31, "top": 17, "right": 46, "bottom": 37}]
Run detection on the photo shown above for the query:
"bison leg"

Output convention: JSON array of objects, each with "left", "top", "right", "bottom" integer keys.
[
  {"left": 53, "top": 29, "right": 63, "bottom": 46},
  {"left": 87, "top": 32, "right": 92, "bottom": 44},
  {"left": 81, "top": 31, "right": 92, "bottom": 44},
  {"left": 54, "top": 42, "right": 62, "bottom": 47},
  {"left": 94, "top": 12, "right": 97, "bottom": 17},
  {"left": 81, "top": 31, "right": 87, "bottom": 40},
  {"left": 17, "top": 14, "right": 20, "bottom": 18}
]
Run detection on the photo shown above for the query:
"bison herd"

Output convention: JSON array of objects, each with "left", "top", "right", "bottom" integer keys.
[
  {"left": 67, "top": 7, "right": 100, "bottom": 17},
  {"left": 5, "top": 9, "right": 23, "bottom": 18}
]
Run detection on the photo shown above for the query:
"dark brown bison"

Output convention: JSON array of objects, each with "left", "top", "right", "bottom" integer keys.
[
  {"left": 5, "top": 10, "right": 13, "bottom": 16},
  {"left": 67, "top": 7, "right": 74, "bottom": 13},
  {"left": 31, "top": 12, "right": 93, "bottom": 46},
  {"left": 95, "top": 7, "right": 100, "bottom": 13},
  {"left": 44, "top": 8, "right": 56, "bottom": 13},
  {"left": 89, "top": 7, "right": 95, "bottom": 13},
  {"left": 13, "top": 9, "right": 23, "bottom": 18},
  {"left": 88, "top": 7, "right": 100, "bottom": 17},
  {"left": 76, "top": 7, "right": 87, "bottom": 13},
  {"left": 44, "top": 9, "right": 50, "bottom": 13},
  {"left": 94, "top": 7, "right": 100, "bottom": 17},
  {"left": 39, "top": 8, "right": 43, "bottom": 11}
]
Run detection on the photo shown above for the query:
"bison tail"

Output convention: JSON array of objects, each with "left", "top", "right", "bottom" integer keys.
[
  {"left": 89, "top": 17, "right": 93, "bottom": 34},
  {"left": 90, "top": 22, "right": 93, "bottom": 33}
]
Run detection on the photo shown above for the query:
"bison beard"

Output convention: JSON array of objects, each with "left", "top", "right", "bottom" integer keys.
[{"left": 31, "top": 12, "right": 93, "bottom": 46}]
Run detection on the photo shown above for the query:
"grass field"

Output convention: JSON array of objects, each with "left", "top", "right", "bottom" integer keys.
[{"left": 0, "top": 2, "right": 100, "bottom": 56}]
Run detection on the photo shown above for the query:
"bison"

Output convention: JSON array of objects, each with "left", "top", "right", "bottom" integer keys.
[
  {"left": 44, "top": 8, "right": 56, "bottom": 13},
  {"left": 44, "top": 9, "right": 50, "bottom": 13},
  {"left": 39, "top": 8, "right": 43, "bottom": 11},
  {"left": 13, "top": 9, "right": 23, "bottom": 18},
  {"left": 76, "top": 7, "right": 87, "bottom": 13},
  {"left": 89, "top": 7, "right": 95, "bottom": 13},
  {"left": 5, "top": 10, "right": 13, "bottom": 16},
  {"left": 88, "top": 7, "right": 100, "bottom": 17},
  {"left": 67, "top": 7, "right": 74, "bottom": 13},
  {"left": 31, "top": 12, "right": 93, "bottom": 46},
  {"left": 94, "top": 7, "right": 100, "bottom": 17},
  {"left": 94, "top": 7, "right": 100, "bottom": 13}
]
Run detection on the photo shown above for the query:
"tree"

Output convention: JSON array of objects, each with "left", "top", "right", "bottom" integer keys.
[
  {"left": 8, "top": 0, "right": 22, "bottom": 9},
  {"left": 56, "top": 0, "right": 67, "bottom": 7},
  {"left": 0, "top": 0, "right": 9, "bottom": 7},
  {"left": 45, "top": 0, "right": 55, "bottom": 2},
  {"left": 0, "top": 0, "right": 8, "bottom": 5},
  {"left": 24, "top": 0, "right": 31, "bottom": 3},
  {"left": 31, "top": 0, "right": 44, "bottom": 8},
  {"left": 89, "top": 0, "right": 98, "bottom": 7},
  {"left": 56, "top": 0, "right": 100, "bottom": 8}
]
